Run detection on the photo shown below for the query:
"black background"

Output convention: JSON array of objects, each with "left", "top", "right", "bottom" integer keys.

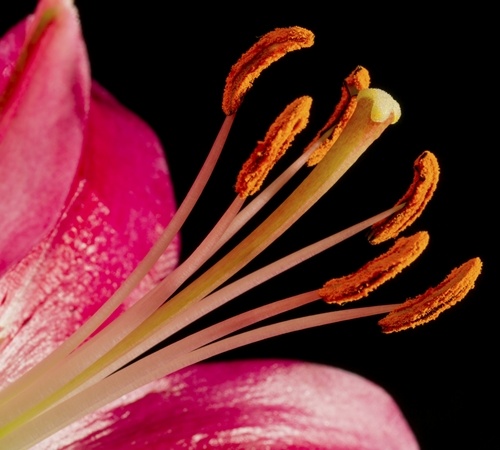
[{"left": 2, "top": 2, "right": 496, "bottom": 449}]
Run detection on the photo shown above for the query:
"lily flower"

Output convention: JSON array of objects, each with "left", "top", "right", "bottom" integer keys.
[{"left": 0, "top": 1, "right": 481, "bottom": 449}]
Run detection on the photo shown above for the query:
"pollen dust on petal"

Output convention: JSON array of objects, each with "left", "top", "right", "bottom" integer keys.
[
  {"left": 236, "top": 96, "right": 312, "bottom": 198},
  {"left": 305, "top": 66, "right": 371, "bottom": 166},
  {"left": 319, "top": 231, "right": 429, "bottom": 305},
  {"left": 222, "top": 27, "right": 314, "bottom": 116},
  {"left": 369, "top": 151, "right": 440, "bottom": 244},
  {"left": 379, "top": 257, "right": 482, "bottom": 333}
]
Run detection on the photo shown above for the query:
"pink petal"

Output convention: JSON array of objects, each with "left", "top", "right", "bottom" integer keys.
[
  {"left": 39, "top": 360, "right": 419, "bottom": 449},
  {"left": 0, "top": 82, "right": 179, "bottom": 385},
  {"left": 0, "top": 0, "right": 90, "bottom": 275}
]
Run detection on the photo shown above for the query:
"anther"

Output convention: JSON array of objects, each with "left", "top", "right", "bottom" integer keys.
[
  {"left": 320, "top": 231, "right": 429, "bottom": 305},
  {"left": 369, "top": 151, "right": 439, "bottom": 244},
  {"left": 236, "top": 96, "right": 312, "bottom": 197},
  {"left": 222, "top": 27, "right": 314, "bottom": 116},
  {"left": 379, "top": 257, "right": 482, "bottom": 333},
  {"left": 305, "top": 66, "right": 370, "bottom": 166}
]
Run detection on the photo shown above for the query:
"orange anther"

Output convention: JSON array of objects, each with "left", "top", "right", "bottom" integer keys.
[
  {"left": 320, "top": 231, "right": 429, "bottom": 305},
  {"left": 305, "top": 66, "right": 370, "bottom": 166},
  {"left": 236, "top": 96, "right": 312, "bottom": 197},
  {"left": 370, "top": 151, "right": 440, "bottom": 244},
  {"left": 379, "top": 257, "right": 482, "bottom": 333},
  {"left": 222, "top": 27, "right": 314, "bottom": 116}
]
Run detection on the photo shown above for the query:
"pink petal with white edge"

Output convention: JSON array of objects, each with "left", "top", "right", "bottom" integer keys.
[
  {"left": 37, "top": 360, "right": 419, "bottom": 449},
  {"left": 0, "top": 82, "right": 179, "bottom": 386},
  {"left": 0, "top": 0, "right": 90, "bottom": 275}
]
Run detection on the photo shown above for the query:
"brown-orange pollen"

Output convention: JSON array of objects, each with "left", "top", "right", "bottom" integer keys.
[
  {"left": 305, "top": 66, "right": 371, "bottom": 166},
  {"left": 222, "top": 27, "right": 314, "bottom": 116},
  {"left": 319, "top": 231, "right": 429, "bottom": 305},
  {"left": 236, "top": 96, "right": 312, "bottom": 198},
  {"left": 379, "top": 257, "right": 482, "bottom": 333},
  {"left": 369, "top": 151, "right": 440, "bottom": 244}
]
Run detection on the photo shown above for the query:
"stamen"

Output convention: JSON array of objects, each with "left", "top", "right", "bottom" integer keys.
[
  {"left": 222, "top": 27, "right": 314, "bottom": 115},
  {"left": 379, "top": 257, "right": 482, "bottom": 333},
  {"left": 319, "top": 231, "right": 429, "bottom": 304},
  {"left": 0, "top": 88, "right": 402, "bottom": 438},
  {"left": 370, "top": 151, "right": 439, "bottom": 244},
  {"left": 0, "top": 206, "right": 403, "bottom": 436},
  {"left": 305, "top": 66, "right": 371, "bottom": 166},
  {"left": 0, "top": 304, "right": 398, "bottom": 450},
  {"left": 236, "top": 96, "right": 312, "bottom": 197}
]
